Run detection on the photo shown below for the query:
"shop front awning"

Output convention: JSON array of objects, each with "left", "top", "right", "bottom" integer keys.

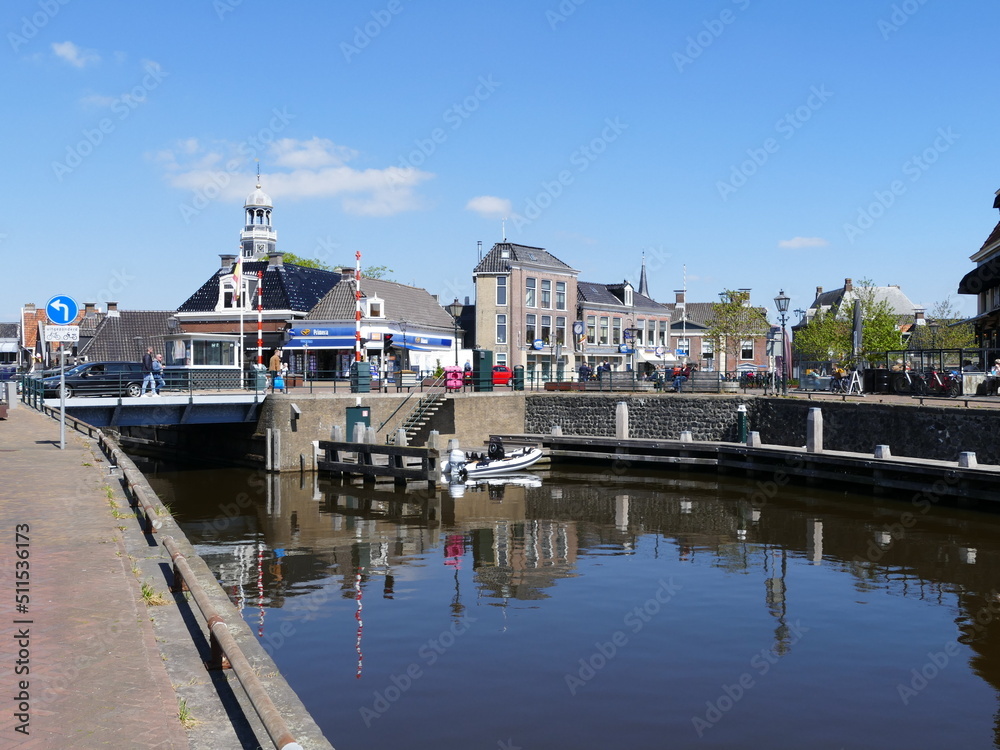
[
  {"left": 958, "top": 256, "right": 1000, "bottom": 295},
  {"left": 0, "top": 342, "right": 17, "bottom": 353},
  {"left": 635, "top": 347, "right": 676, "bottom": 364},
  {"left": 284, "top": 336, "right": 356, "bottom": 349}
]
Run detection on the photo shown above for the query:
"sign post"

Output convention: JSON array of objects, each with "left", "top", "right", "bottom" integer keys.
[{"left": 45, "top": 295, "right": 79, "bottom": 451}]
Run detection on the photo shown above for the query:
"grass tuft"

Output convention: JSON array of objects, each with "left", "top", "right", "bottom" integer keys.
[{"left": 140, "top": 581, "right": 168, "bottom": 606}]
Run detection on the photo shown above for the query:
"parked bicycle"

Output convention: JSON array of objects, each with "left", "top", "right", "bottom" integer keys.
[{"left": 924, "top": 369, "right": 961, "bottom": 397}]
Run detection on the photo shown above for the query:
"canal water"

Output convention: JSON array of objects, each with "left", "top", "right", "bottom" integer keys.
[{"left": 143, "top": 462, "right": 1000, "bottom": 749}]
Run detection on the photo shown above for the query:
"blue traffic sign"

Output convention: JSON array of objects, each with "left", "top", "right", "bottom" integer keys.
[{"left": 46, "top": 295, "right": 79, "bottom": 325}]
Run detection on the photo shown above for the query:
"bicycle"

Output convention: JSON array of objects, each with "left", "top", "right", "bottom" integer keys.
[
  {"left": 924, "top": 369, "right": 961, "bottom": 398},
  {"left": 891, "top": 370, "right": 927, "bottom": 395}
]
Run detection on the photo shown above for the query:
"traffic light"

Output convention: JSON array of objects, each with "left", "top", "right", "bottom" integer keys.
[{"left": 384, "top": 333, "right": 393, "bottom": 350}]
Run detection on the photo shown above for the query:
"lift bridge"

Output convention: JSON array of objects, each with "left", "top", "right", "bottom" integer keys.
[{"left": 23, "top": 392, "right": 263, "bottom": 427}]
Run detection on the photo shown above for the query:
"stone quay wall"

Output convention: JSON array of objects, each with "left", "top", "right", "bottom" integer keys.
[{"left": 526, "top": 393, "right": 1000, "bottom": 466}]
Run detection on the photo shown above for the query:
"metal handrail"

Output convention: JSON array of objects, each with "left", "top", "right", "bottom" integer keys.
[{"left": 162, "top": 536, "right": 303, "bottom": 750}]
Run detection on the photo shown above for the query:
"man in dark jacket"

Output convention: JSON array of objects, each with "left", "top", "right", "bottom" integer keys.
[{"left": 140, "top": 347, "right": 155, "bottom": 396}]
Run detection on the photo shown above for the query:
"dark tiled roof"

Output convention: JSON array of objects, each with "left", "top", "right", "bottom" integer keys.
[
  {"left": 176, "top": 261, "right": 341, "bottom": 313},
  {"left": 0, "top": 322, "right": 18, "bottom": 339},
  {"left": 79, "top": 311, "right": 175, "bottom": 362},
  {"left": 473, "top": 243, "right": 577, "bottom": 274},
  {"left": 307, "top": 278, "right": 455, "bottom": 329},
  {"left": 979, "top": 220, "right": 1000, "bottom": 254},
  {"left": 663, "top": 302, "right": 716, "bottom": 328},
  {"left": 577, "top": 282, "right": 670, "bottom": 314}
]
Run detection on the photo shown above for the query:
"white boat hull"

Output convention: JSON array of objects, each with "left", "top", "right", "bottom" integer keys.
[{"left": 442, "top": 446, "right": 544, "bottom": 479}]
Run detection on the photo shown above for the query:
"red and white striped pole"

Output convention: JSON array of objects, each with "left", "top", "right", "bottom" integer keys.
[
  {"left": 354, "top": 250, "right": 363, "bottom": 363},
  {"left": 257, "top": 270, "right": 264, "bottom": 365}
]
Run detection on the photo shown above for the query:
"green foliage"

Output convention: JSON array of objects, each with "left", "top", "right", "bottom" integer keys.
[
  {"left": 705, "top": 290, "right": 770, "bottom": 370},
  {"left": 793, "top": 307, "right": 850, "bottom": 363},
  {"left": 907, "top": 297, "right": 975, "bottom": 351},
  {"left": 362, "top": 264, "right": 395, "bottom": 280},
  {"left": 281, "top": 252, "right": 334, "bottom": 271}
]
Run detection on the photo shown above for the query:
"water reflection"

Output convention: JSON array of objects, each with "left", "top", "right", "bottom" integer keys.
[{"left": 143, "top": 461, "right": 1000, "bottom": 749}]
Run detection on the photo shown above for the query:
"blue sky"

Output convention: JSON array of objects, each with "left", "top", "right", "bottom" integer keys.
[{"left": 4, "top": 0, "right": 999, "bottom": 324}]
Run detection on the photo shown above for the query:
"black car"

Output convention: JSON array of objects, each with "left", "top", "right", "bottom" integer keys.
[{"left": 41, "top": 361, "right": 146, "bottom": 398}]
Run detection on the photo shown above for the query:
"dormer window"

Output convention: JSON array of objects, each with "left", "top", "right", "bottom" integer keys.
[
  {"left": 366, "top": 296, "right": 384, "bottom": 318},
  {"left": 624, "top": 283, "right": 633, "bottom": 307}
]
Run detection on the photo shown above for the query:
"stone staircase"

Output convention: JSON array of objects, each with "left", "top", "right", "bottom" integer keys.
[{"left": 387, "top": 391, "right": 447, "bottom": 445}]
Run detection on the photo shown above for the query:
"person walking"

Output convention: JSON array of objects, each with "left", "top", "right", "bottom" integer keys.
[
  {"left": 152, "top": 353, "right": 166, "bottom": 395},
  {"left": 140, "top": 347, "right": 155, "bottom": 396},
  {"left": 268, "top": 349, "right": 283, "bottom": 392}
]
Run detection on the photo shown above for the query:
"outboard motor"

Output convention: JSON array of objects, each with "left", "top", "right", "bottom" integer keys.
[
  {"left": 447, "top": 447, "right": 467, "bottom": 477},
  {"left": 487, "top": 438, "right": 505, "bottom": 461}
]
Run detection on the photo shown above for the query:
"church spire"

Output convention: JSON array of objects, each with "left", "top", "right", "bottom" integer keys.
[
  {"left": 240, "top": 179, "right": 277, "bottom": 261},
  {"left": 638, "top": 252, "right": 650, "bottom": 297}
]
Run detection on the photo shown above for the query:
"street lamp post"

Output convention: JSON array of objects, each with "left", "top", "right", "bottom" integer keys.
[
  {"left": 445, "top": 298, "right": 464, "bottom": 367},
  {"left": 774, "top": 290, "right": 790, "bottom": 395},
  {"left": 399, "top": 320, "right": 408, "bottom": 371}
]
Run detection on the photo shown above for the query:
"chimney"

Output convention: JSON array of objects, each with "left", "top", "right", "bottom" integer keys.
[
  {"left": 23, "top": 303, "right": 36, "bottom": 314},
  {"left": 219, "top": 254, "right": 236, "bottom": 272},
  {"left": 107, "top": 302, "right": 119, "bottom": 317},
  {"left": 674, "top": 290, "right": 686, "bottom": 305},
  {"left": 815, "top": 286, "right": 823, "bottom": 298},
  {"left": 914, "top": 308, "right": 926, "bottom": 325},
  {"left": 267, "top": 251, "right": 284, "bottom": 267},
  {"left": 339, "top": 266, "right": 356, "bottom": 276},
  {"left": 844, "top": 278, "right": 853, "bottom": 292},
  {"left": 84, "top": 302, "right": 96, "bottom": 317}
]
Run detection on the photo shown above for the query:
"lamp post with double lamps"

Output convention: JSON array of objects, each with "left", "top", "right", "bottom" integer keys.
[
  {"left": 445, "top": 298, "right": 464, "bottom": 367},
  {"left": 774, "top": 290, "right": 790, "bottom": 395}
]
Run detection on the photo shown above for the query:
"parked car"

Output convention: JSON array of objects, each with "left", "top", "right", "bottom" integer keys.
[
  {"left": 492, "top": 365, "right": 513, "bottom": 386},
  {"left": 40, "top": 361, "right": 146, "bottom": 398}
]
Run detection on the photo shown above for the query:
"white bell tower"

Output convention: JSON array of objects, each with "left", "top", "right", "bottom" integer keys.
[{"left": 240, "top": 181, "right": 277, "bottom": 260}]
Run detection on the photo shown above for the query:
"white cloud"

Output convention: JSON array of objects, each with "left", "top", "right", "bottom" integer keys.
[
  {"left": 80, "top": 93, "right": 116, "bottom": 108},
  {"left": 271, "top": 137, "right": 357, "bottom": 169},
  {"left": 52, "top": 41, "right": 100, "bottom": 68},
  {"left": 778, "top": 236, "right": 828, "bottom": 249},
  {"left": 157, "top": 137, "right": 433, "bottom": 216},
  {"left": 465, "top": 195, "right": 512, "bottom": 218}
]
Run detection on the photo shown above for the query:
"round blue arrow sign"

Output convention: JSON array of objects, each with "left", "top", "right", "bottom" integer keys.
[{"left": 46, "top": 295, "right": 79, "bottom": 325}]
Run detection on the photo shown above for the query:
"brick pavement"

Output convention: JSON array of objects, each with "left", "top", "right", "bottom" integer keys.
[{"left": 0, "top": 406, "right": 190, "bottom": 749}]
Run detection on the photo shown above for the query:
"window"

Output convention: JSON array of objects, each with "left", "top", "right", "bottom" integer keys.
[
  {"left": 701, "top": 339, "right": 714, "bottom": 356},
  {"left": 741, "top": 340, "right": 754, "bottom": 359},
  {"left": 587, "top": 315, "right": 596, "bottom": 344},
  {"left": 555, "top": 316, "right": 566, "bottom": 346},
  {"left": 366, "top": 297, "right": 384, "bottom": 318},
  {"left": 496, "top": 314, "right": 507, "bottom": 344},
  {"left": 635, "top": 319, "right": 644, "bottom": 345},
  {"left": 495, "top": 352, "right": 507, "bottom": 366},
  {"left": 526, "top": 314, "right": 537, "bottom": 343},
  {"left": 612, "top": 317, "right": 622, "bottom": 345},
  {"left": 647, "top": 320, "right": 656, "bottom": 345},
  {"left": 541, "top": 279, "right": 551, "bottom": 309},
  {"left": 599, "top": 316, "right": 609, "bottom": 345},
  {"left": 541, "top": 315, "right": 551, "bottom": 344},
  {"left": 624, "top": 285, "right": 633, "bottom": 307},
  {"left": 556, "top": 281, "right": 566, "bottom": 310},
  {"left": 525, "top": 278, "right": 536, "bottom": 307},
  {"left": 496, "top": 276, "right": 507, "bottom": 306},
  {"left": 677, "top": 338, "right": 690, "bottom": 356}
]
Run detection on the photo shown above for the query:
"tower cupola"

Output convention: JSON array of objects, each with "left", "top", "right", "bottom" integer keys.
[{"left": 240, "top": 181, "right": 277, "bottom": 260}]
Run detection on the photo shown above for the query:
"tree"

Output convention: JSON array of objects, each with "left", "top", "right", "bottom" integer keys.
[
  {"left": 907, "top": 297, "right": 975, "bottom": 351},
  {"left": 792, "top": 307, "right": 851, "bottom": 364},
  {"left": 705, "top": 290, "right": 770, "bottom": 373},
  {"left": 792, "top": 279, "right": 904, "bottom": 368},
  {"left": 281, "top": 252, "right": 334, "bottom": 271},
  {"left": 361, "top": 264, "right": 395, "bottom": 280}
]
